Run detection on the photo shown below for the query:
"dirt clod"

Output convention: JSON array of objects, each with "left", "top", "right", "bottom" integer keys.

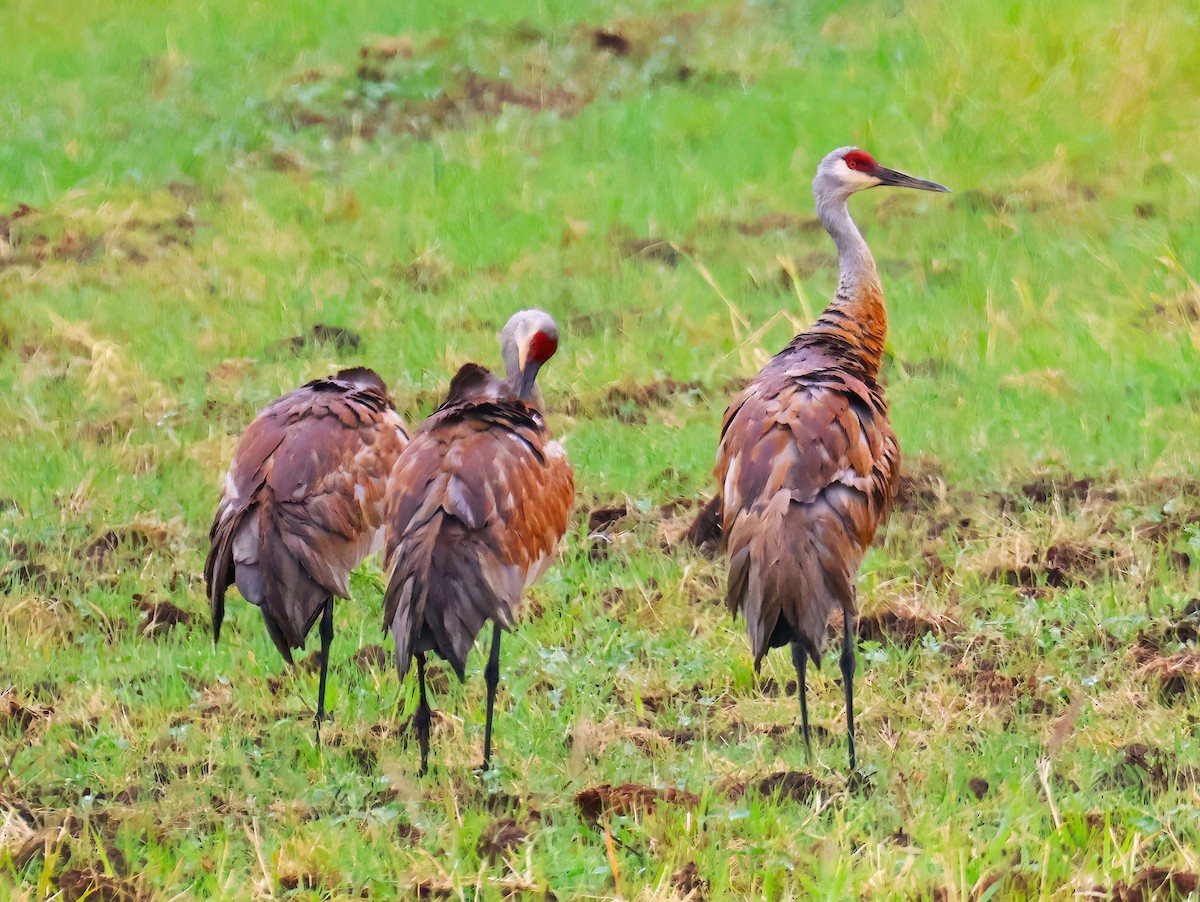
[
  {"left": 619, "top": 236, "right": 684, "bottom": 266},
  {"left": 672, "top": 861, "right": 708, "bottom": 899},
  {"left": 275, "top": 323, "right": 362, "bottom": 355},
  {"left": 1100, "top": 867, "right": 1199, "bottom": 901},
  {"left": 574, "top": 782, "right": 699, "bottom": 824},
  {"left": 968, "top": 777, "right": 989, "bottom": 800},
  {"left": 80, "top": 526, "right": 155, "bottom": 570},
  {"left": 592, "top": 28, "right": 631, "bottom": 55},
  {"left": 476, "top": 817, "right": 527, "bottom": 860},
  {"left": 57, "top": 868, "right": 145, "bottom": 902},
  {"left": 0, "top": 691, "right": 54, "bottom": 732},
  {"left": 1105, "top": 742, "right": 1200, "bottom": 791},
  {"left": 730, "top": 771, "right": 828, "bottom": 804},
  {"left": 857, "top": 605, "right": 953, "bottom": 647},
  {"left": 137, "top": 600, "right": 195, "bottom": 638},
  {"left": 1019, "top": 474, "right": 1092, "bottom": 505},
  {"left": 598, "top": 378, "right": 703, "bottom": 423},
  {"left": 588, "top": 505, "right": 629, "bottom": 532},
  {"left": 351, "top": 644, "right": 388, "bottom": 671},
  {"left": 731, "top": 212, "right": 821, "bottom": 236},
  {"left": 685, "top": 495, "right": 722, "bottom": 555}
]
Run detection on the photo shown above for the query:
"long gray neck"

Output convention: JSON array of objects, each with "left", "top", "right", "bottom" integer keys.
[
  {"left": 800, "top": 188, "right": 888, "bottom": 378},
  {"left": 816, "top": 191, "right": 881, "bottom": 301}
]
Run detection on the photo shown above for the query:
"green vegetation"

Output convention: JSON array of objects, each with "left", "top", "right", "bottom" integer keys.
[{"left": 2, "top": 0, "right": 1199, "bottom": 897}]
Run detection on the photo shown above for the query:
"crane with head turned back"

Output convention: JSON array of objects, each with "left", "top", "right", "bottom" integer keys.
[
  {"left": 712, "top": 147, "right": 949, "bottom": 772},
  {"left": 383, "top": 309, "right": 574, "bottom": 775},
  {"left": 205, "top": 367, "right": 410, "bottom": 742}
]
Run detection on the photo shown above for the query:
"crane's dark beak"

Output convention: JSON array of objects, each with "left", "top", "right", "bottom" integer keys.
[
  {"left": 874, "top": 166, "right": 951, "bottom": 193},
  {"left": 517, "top": 363, "right": 540, "bottom": 402}
]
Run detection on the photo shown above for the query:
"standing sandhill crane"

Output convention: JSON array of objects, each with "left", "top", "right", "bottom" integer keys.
[
  {"left": 205, "top": 367, "right": 409, "bottom": 741},
  {"left": 383, "top": 310, "right": 574, "bottom": 775},
  {"left": 713, "top": 147, "right": 949, "bottom": 771}
]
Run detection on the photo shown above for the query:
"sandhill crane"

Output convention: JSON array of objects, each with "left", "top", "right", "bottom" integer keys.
[
  {"left": 205, "top": 367, "right": 409, "bottom": 741},
  {"left": 383, "top": 310, "right": 574, "bottom": 775},
  {"left": 713, "top": 147, "right": 949, "bottom": 771}
]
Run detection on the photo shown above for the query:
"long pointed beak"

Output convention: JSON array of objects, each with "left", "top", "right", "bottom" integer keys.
[
  {"left": 517, "top": 363, "right": 539, "bottom": 402},
  {"left": 874, "top": 166, "right": 951, "bottom": 193}
]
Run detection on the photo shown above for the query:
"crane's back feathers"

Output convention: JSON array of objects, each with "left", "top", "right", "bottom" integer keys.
[
  {"left": 716, "top": 341, "right": 899, "bottom": 663},
  {"left": 384, "top": 374, "right": 574, "bottom": 680},
  {"left": 205, "top": 370, "right": 409, "bottom": 656}
]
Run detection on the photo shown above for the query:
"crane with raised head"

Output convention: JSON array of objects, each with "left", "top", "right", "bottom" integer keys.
[
  {"left": 713, "top": 147, "right": 949, "bottom": 772},
  {"left": 205, "top": 367, "right": 409, "bottom": 742},
  {"left": 383, "top": 310, "right": 574, "bottom": 775}
]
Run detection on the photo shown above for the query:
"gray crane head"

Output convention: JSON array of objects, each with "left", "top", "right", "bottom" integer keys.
[
  {"left": 813, "top": 146, "right": 950, "bottom": 207},
  {"left": 500, "top": 308, "right": 560, "bottom": 403}
]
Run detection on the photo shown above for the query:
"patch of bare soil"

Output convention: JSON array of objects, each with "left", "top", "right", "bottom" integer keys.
[
  {"left": 1148, "top": 291, "right": 1200, "bottom": 327},
  {"left": 672, "top": 861, "right": 708, "bottom": 900},
  {"left": 1132, "top": 648, "right": 1200, "bottom": 699},
  {"left": 1102, "top": 743, "right": 1200, "bottom": 792},
  {"left": 1138, "top": 511, "right": 1200, "bottom": 545},
  {"left": 685, "top": 495, "right": 722, "bottom": 555},
  {"left": 587, "top": 504, "right": 630, "bottom": 532},
  {"left": 618, "top": 236, "right": 687, "bottom": 266},
  {"left": 575, "top": 782, "right": 700, "bottom": 824},
  {"left": 894, "top": 457, "right": 950, "bottom": 513},
  {"left": 136, "top": 598, "right": 195, "bottom": 638},
  {"left": 79, "top": 528, "right": 149, "bottom": 571},
  {"left": 1138, "top": 599, "right": 1200, "bottom": 646},
  {"left": 728, "top": 771, "right": 829, "bottom": 804},
  {"left": 756, "top": 677, "right": 798, "bottom": 698},
  {"left": 954, "top": 658, "right": 1026, "bottom": 708},
  {"left": 272, "top": 323, "right": 362, "bottom": 356},
  {"left": 857, "top": 603, "right": 956, "bottom": 648},
  {"left": 986, "top": 537, "right": 1124, "bottom": 594},
  {"left": 0, "top": 691, "right": 53, "bottom": 733},
  {"left": 727, "top": 212, "right": 821, "bottom": 236},
  {"left": 394, "top": 254, "right": 452, "bottom": 293},
  {"left": 1129, "top": 604, "right": 1200, "bottom": 698},
  {"left": 0, "top": 202, "right": 199, "bottom": 271},
  {"left": 351, "top": 644, "right": 388, "bottom": 671},
  {"left": 476, "top": 817, "right": 528, "bottom": 861},
  {"left": 57, "top": 868, "right": 147, "bottom": 902},
  {"left": 1014, "top": 473, "right": 1094, "bottom": 507},
  {"left": 598, "top": 378, "right": 704, "bottom": 423},
  {"left": 968, "top": 777, "right": 989, "bottom": 800},
  {"left": 278, "top": 10, "right": 733, "bottom": 144},
  {"left": 1098, "top": 868, "right": 1199, "bottom": 901},
  {"left": 283, "top": 69, "right": 585, "bottom": 142}
]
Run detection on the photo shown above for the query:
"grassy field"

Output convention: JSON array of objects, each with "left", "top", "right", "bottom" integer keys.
[{"left": 2, "top": 0, "right": 1200, "bottom": 897}]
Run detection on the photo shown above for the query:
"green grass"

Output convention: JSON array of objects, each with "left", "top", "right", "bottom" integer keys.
[{"left": 2, "top": 0, "right": 1199, "bottom": 898}]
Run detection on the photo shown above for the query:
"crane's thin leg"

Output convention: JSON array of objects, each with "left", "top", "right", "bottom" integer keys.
[
  {"left": 481, "top": 623, "right": 502, "bottom": 771},
  {"left": 415, "top": 653, "right": 432, "bottom": 777},
  {"left": 840, "top": 608, "right": 857, "bottom": 773},
  {"left": 315, "top": 597, "right": 334, "bottom": 745},
  {"left": 791, "top": 641, "right": 812, "bottom": 763}
]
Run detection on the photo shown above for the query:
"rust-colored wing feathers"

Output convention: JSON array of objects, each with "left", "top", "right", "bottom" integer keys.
[
  {"left": 716, "top": 352, "right": 899, "bottom": 663},
  {"left": 204, "top": 371, "right": 409, "bottom": 658},
  {"left": 384, "top": 393, "right": 574, "bottom": 680}
]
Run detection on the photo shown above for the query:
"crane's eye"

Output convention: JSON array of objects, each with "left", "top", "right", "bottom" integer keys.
[{"left": 846, "top": 158, "right": 858, "bottom": 169}]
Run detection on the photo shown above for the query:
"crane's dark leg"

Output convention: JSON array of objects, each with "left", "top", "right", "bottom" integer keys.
[
  {"left": 481, "top": 622, "right": 502, "bottom": 771},
  {"left": 791, "top": 642, "right": 812, "bottom": 762},
  {"left": 841, "top": 608, "right": 857, "bottom": 772},
  {"left": 315, "top": 597, "right": 334, "bottom": 745},
  {"left": 415, "top": 653, "right": 432, "bottom": 776}
]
